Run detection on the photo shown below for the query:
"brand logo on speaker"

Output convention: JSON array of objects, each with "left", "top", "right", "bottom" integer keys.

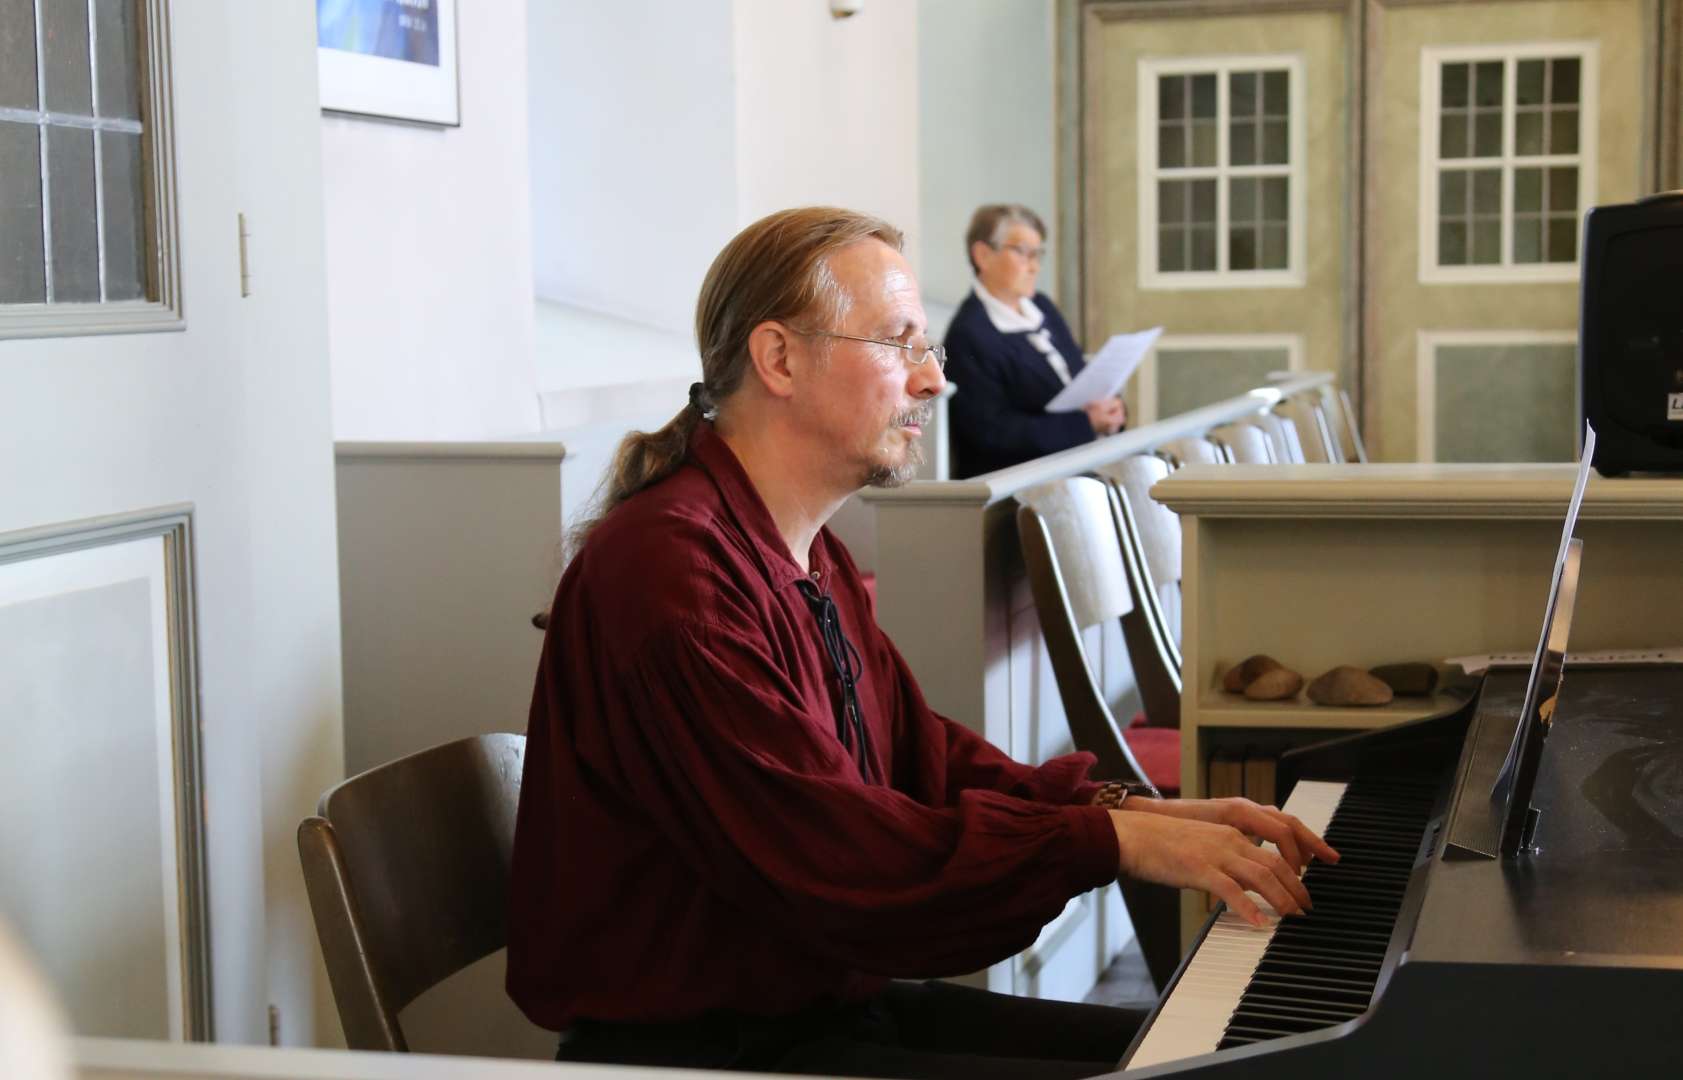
[{"left": 1670, "top": 393, "right": 1683, "bottom": 422}]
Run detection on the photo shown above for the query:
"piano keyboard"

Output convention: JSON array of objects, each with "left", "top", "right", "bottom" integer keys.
[{"left": 1125, "top": 775, "right": 1438, "bottom": 1070}]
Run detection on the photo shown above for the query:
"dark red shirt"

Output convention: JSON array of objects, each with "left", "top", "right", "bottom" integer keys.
[{"left": 507, "top": 422, "right": 1120, "bottom": 1030}]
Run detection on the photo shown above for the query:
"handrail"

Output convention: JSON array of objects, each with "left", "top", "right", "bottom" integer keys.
[{"left": 859, "top": 372, "right": 1332, "bottom": 507}]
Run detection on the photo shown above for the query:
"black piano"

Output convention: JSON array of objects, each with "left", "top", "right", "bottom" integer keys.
[{"left": 1109, "top": 665, "right": 1683, "bottom": 1077}]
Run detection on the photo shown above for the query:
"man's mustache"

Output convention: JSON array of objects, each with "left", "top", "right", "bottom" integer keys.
[{"left": 891, "top": 404, "right": 934, "bottom": 428}]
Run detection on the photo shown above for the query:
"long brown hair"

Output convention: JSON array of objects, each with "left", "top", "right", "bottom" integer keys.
[{"left": 567, "top": 207, "right": 904, "bottom": 555}]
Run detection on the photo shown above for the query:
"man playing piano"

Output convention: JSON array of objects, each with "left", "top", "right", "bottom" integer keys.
[{"left": 508, "top": 206, "right": 1337, "bottom": 1079}]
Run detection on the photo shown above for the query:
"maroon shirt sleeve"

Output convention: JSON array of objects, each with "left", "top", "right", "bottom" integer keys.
[
  {"left": 599, "top": 616, "right": 1120, "bottom": 979},
  {"left": 869, "top": 622, "right": 1107, "bottom": 808}
]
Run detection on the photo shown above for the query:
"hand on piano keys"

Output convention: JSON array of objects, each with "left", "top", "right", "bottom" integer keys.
[{"left": 1107, "top": 797, "right": 1340, "bottom": 928}]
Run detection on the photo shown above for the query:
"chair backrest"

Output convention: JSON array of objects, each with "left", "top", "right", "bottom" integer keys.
[
  {"left": 1207, "top": 422, "right": 1276, "bottom": 463},
  {"left": 1157, "top": 435, "right": 1227, "bottom": 468},
  {"left": 298, "top": 733, "right": 525, "bottom": 1052},
  {"left": 1016, "top": 478, "right": 1157, "bottom": 782},
  {"left": 1097, "top": 454, "right": 1183, "bottom": 664},
  {"left": 1330, "top": 387, "right": 1369, "bottom": 463},
  {"left": 1276, "top": 394, "right": 1340, "bottom": 463},
  {"left": 1237, "top": 411, "right": 1302, "bottom": 463}
]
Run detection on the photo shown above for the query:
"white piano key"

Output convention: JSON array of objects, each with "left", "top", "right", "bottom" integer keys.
[{"left": 1124, "top": 780, "right": 1348, "bottom": 1071}]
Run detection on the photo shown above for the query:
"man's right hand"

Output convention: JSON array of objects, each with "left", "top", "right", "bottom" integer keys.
[
  {"left": 1083, "top": 397, "right": 1126, "bottom": 436},
  {"left": 1106, "top": 809, "right": 1313, "bottom": 927}
]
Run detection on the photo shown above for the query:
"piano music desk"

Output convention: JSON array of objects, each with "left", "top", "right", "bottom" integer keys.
[{"left": 1153, "top": 462, "right": 1683, "bottom": 945}]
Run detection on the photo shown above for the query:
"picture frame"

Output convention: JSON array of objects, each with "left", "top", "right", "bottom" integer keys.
[
  {"left": 316, "top": 0, "right": 460, "bottom": 126},
  {"left": 0, "top": 506, "right": 211, "bottom": 1040}
]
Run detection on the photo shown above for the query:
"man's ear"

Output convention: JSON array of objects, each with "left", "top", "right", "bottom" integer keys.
[{"left": 745, "top": 320, "right": 799, "bottom": 401}]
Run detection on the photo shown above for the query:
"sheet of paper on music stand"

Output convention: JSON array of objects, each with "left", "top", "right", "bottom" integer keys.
[{"left": 1044, "top": 327, "right": 1163, "bottom": 412}]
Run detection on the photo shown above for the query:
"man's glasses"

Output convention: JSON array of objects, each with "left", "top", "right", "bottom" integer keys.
[
  {"left": 995, "top": 242, "right": 1048, "bottom": 261},
  {"left": 796, "top": 330, "right": 949, "bottom": 372}
]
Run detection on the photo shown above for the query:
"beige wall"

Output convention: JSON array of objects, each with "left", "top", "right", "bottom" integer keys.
[
  {"left": 1084, "top": 7, "right": 1350, "bottom": 416},
  {"left": 1367, "top": 0, "right": 1648, "bottom": 459}
]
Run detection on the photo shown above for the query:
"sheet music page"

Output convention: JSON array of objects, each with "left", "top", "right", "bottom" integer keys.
[{"left": 1044, "top": 327, "right": 1162, "bottom": 412}]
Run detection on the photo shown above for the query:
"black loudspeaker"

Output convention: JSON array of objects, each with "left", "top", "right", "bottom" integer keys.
[{"left": 1579, "top": 190, "right": 1683, "bottom": 475}]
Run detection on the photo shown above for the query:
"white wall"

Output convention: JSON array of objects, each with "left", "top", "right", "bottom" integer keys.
[
  {"left": 733, "top": 0, "right": 922, "bottom": 271},
  {"left": 0, "top": 0, "right": 343, "bottom": 1049},
  {"left": 527, "top": 0, "right": 739, "bottom": 338},
  {"left": 917, "top": 0, "right": 1058, "bottom": 309},
  {"left": 321, "top": 0, "right": 540, "bottom": 440}
]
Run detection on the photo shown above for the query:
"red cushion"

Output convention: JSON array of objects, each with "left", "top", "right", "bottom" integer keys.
[{"left": 1121, "top": 725, "right": 1181, "bottom": 797}]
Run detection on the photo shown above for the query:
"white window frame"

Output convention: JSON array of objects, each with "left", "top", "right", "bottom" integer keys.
[
  {"left": 1417, "top": 42, "right": 1598, "bottom": 286},
  {"left": 1137, "top": 53, "right": 1307, "bottom": 291},
  {"left": 0, "top": 0, "right": 182, "bottom": 340},
  {"left": 1415, "top": 329, "right": 1578, "bottom": 461},
  {"left": 1135, "top": 332, "right": 1305, "bottom": 425}
]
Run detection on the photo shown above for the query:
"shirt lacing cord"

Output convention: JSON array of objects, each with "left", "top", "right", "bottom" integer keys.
[{"left": 795, "top": 577, "right": 878, "bottom": 783}]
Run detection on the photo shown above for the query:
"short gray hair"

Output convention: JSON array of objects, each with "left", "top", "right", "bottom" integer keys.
[{"left": 965, "top": 204, "right": 1047, "bottom": 272}]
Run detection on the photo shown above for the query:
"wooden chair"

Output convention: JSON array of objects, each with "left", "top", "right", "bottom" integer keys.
[
  {"left": 1016, "top": 477, "right": 1182, "bottom": 989},
  {"left": 1327, "top": 387, "right": 1369, "bottom": 463},
  {"left": 1208, "top": 422, "right": 1277, "bottom": 464},
  {"left": 298, "top": 734, "right": 524, "bottom": 1052},
  {"left": 1276, "top": 395, "right": 1341, "bottom": 463},
  {"left": 1157, "top": 435, "right": 1227, "bottom": 468}
]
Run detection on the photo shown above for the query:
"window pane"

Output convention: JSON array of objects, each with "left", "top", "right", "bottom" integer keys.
[
  {"left": 1474, "top": 61, "right": 1503, "bottom": 107},
  {"left": 42, "top": 0, "right": 91, "bottom": 114},
  {"left": 0, "top": 0, "right": 38, "bottom": 109},
  {"left": 100, "top": 130, "right": 145, "bottom": 300},
  {"left": 1547, "top": 217, "right": 1577, "bottom": 262},
  {"left": 1262, "top": 71, "right": 1287, "bottom": 116},
  {"left": 1441, "top": 63, "right": 1469, "bottom": 108},
  {"left": 47, "top": 125, "right": 99, "bottom": 301},
  {"left": 1551, "top": 58, "right": 1580, "bottom": 104},
  {"left": 1158, "top": 122, "right": 1185, "bottom": 168},
  {"left": 1514, "top": 167, "right": 1542, "bottom": 213},
  {"left": 1230, "top": 177, "right": 1257, "bottom": 222},
  {"left": 1191, "top": 74, "right": 1216, "bottom": 119},
  {"left": 1516, "top": 60, "right": 1545, "bottom": 106},
  {"left": 0, "top": 120, "right": 46, "bottom": 302},
  {"left": 1548, "top": 167, "right": 1577, "bottom": 212},
  {"left": 1472, "top": 169, "right": 1500, "bottom": 215},
  {"left": 1262, "top": 176, "right": 1288, "bottom": 221},
  {"left": 1549, "top": 108, "right": 1578, "bottom": 154},
  {"left": 1230, "top": 226, "right": 1257, "bottom": 270},
  {"left": 1190, "top": 179, "right": 1216, "bottom": 224},
  {"left": 1230, "top": 120, "right": 1256, "bottom": 166},
  {"left": 1260, "top": 224, "right": 1288, "bottom": 269},
  {"left": 1474, "top": 112, "right": 1501, "bottom": 157},
  {"left": 1440, "top": 113, "right": 1468, "bottom": 159},
  {"left": 1472, "top": 219, "right": 1500, "bottom": 264},
  {"left": 1514, "top": 215, "right": 1543, "bottom": 263},
  {"left": 1158, "top": 179, "right": 1187, "bottom": 224},
  {"left": 1190, "top": 120, "right": 1217, "bottom": 167},
  {"left": 1190, "top": 225, "right": 1217, "bottom": 271},
  {"left": 1439, "top": 222, "right": 1467, "bottom": 265},
  {"left": 1440, "top": 170, "right": 1467, "bottom": 215},
  {"left": 1261, "top": 119, "right": 1288, "bottom": 164},
  {"left": 1159, "top": 75, "right": 1185, "bottom": 121},
  {"left": 1515, "top": 111, "right": 1543, "bottom": 155},
  {"left": 95, "top": 0, "right": 143, "bottom": 121},
  {"left": 1159, "top": 226, "right": 1186, "bottom": 272},
  {"left": 1230, "top": 72, "right": 1257, "bottom": 118}
]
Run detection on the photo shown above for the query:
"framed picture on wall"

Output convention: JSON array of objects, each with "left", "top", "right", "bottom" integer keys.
[
  {"left": 317, "top": 0, "right": 460, "bottom": 126},
  {"left": 0, "top": 507, "right": 211, "bottom": 1040}
]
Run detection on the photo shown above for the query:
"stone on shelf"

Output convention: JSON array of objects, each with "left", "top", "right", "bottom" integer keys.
[
  {"left": 1222, "top": 653, "right": 1284, "bottom": 693},
  {"left": 1307, "top": 665, "right": 1394, "bottom": 707},
  {"left": 1243, "top": 666, "right": 1304, "bottom": 701},
  {"left": 1369, "top": 662, "right": 1439, "bottom": 697}
]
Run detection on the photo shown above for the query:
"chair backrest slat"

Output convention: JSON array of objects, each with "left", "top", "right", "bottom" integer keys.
[
  {"left": 1015, "top": 478, "right": 1133, "bottom": 629},
  {"left": 1157, "top": 436, "right": 1225, "bottom": 469},
  {"left": 299, "top": 733, "right": 525, "bottom": 1051},
  {"left": 1208, "top": 422, "right": 1276, "bottom": 463}
]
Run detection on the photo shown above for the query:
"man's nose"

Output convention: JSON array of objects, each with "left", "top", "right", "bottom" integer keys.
[{"left": 909, "top": 355, "right": 947, "bottom": 399}]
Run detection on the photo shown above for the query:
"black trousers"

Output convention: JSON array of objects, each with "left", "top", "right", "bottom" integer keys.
[{"left": 556, "top": 980, "right": 1147, "bottom": 1079}]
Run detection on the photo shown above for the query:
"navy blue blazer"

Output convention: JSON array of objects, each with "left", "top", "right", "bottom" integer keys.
[{"left": 942, "top": 291, "right": 1099, "bottom": 478}]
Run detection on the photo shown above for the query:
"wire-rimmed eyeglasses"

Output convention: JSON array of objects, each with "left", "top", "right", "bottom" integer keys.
[{"left": 795, "top": 330, "right": 949, "bottom": 372}]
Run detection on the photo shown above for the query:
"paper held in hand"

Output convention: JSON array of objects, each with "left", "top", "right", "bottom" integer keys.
[{"left": 1044, "top": 327, "right": 1163, "bottom": 413}]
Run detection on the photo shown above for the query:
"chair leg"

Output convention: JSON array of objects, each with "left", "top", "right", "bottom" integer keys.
[{"left": 1119, "top": 878, "right": 1183, "bottom": 995}]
